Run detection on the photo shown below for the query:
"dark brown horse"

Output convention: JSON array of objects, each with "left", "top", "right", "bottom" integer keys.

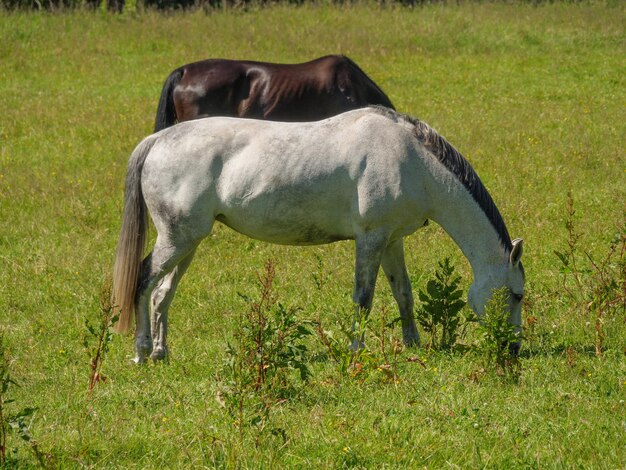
[{"left": 154, "top": 55, "right": 395, "bottom": 132}]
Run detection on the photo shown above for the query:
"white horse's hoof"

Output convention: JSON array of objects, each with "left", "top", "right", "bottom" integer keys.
[
  {"left": 150, "top": 347, "right": 168, "bottom": 362},
  {"left": 349, "top": 339, "right": 365, "bottom": 352},
  {"left": 133, "top": 343, "right": 152, "bottom": 365},
  {"left": 401, "top": 324, "right": 420, "bottom": 348},
  {"left": 403, "top": 337, "right": 420, "bottom": 348},
  {"left": 132, "top": 355, "right": 148, "bottom": 365},
  {"left": 135, "top": 336, "right": 153, "bottom": 364},
  {"left": 402, "top": 333, "right": 421, "bottom": 348}
]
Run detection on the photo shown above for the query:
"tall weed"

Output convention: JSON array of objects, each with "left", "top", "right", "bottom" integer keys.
[
  {"left": 554, "top": 192, "right": 625, "bottom": 356},
  {"left": 217, "top": 260, "right": 312, "bottom": 444},
  {"left": 83, "top": 281, "right": 119, "bottom": 394}
]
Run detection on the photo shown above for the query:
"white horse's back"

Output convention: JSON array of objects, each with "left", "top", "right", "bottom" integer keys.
[{"left": 141, "top": 109, "right": 427, "bottom": 246}]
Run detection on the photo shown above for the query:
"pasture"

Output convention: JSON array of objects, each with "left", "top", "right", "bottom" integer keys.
[{"left": 0, "top": 2, "right": 624, "bottom": 467}]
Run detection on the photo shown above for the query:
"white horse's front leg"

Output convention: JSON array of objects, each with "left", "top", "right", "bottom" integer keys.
[
  {"left": 381, "top": 239, "right": 420, "bottom": 347},
  {"left": 351, "top": 231, "right": 388, "bottom": 351},
  {"left": 150, "top": 249, "right": 196, "bottom": 362}
]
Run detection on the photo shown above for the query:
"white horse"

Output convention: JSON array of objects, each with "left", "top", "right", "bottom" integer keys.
[{"left": 112, "top": 106, "right": 525, "bottom": 363}]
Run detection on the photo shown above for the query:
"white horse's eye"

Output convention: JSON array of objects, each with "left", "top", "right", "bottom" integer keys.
[{"left": 512, "top": 293, "right": 524, "bottom": 303}]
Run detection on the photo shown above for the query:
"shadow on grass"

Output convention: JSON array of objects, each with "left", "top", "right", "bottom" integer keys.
[{"left": 519, "top": 344, "right": 606, "bottom": 359}]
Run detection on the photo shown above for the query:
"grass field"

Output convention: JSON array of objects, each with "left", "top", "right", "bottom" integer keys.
[{"left": 0, "top": 2, "right": 625, "bottom": 467}]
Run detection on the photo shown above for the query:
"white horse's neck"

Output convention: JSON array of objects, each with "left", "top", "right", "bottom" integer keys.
[{"left": 429, "top": 182, "right": 509, "bottom": 279}]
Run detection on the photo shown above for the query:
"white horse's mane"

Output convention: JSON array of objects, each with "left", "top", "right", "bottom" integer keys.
[{"left": 368, "top": 105, "right": 513, "bottom": 252}]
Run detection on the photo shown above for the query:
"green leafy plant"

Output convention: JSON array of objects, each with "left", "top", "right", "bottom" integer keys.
[
  {"left": 317, "top": 305, "right": 424, "bottom": 384},
  {"left": 0, "top": 334, "right": 48, "bottom": 467},
  {"left": 217, "top": 260, "right": 312, "bottom": 443},
  {"left": 475, "top": 288, "right": 521, "bottom": 380},
  {"left": 415, "top": 258, "right": 470, "bottom": 351},
  {"left": 316, "top": 309, "right": 365, "bottom": 379},
  {"left": 83, "top": 280, "right": 119, "bottom": 394},
  {"left": 554, "top": 192, "right": 625, "bottom": 356}
]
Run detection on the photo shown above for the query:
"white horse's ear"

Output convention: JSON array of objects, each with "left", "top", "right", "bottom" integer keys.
[{"left": 510, "top": 238, "right": 524, "bottom": 265}]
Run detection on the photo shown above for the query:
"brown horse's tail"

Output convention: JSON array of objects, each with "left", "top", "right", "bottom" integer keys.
[
  {"left": 112, "top": 136, "right": 157, "bottom": 333},
  {"left": 154, "top": 67, "right": 183, "bottom": 132}
]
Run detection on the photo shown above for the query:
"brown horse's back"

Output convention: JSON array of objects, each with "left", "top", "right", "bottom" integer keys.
[{"left": 154, "top": 55, "right": 394, "bottom": 132}]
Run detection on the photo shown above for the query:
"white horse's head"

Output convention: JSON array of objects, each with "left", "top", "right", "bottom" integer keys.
[{"left": 468, "top": 238, "right": 525, "bottom": 354}]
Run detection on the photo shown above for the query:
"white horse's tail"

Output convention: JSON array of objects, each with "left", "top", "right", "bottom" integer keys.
[{"left": 112, "top": 136, "right": 157, "bottom": 334}]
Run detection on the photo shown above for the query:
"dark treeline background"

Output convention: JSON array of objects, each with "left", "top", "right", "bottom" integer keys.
[{"left": 0, "top": 0, "right": 433, "bottom": 11}]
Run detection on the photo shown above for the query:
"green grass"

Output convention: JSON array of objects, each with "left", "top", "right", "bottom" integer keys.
[{"left": 0, "top": 2, "right": 625, "bottom": 467}]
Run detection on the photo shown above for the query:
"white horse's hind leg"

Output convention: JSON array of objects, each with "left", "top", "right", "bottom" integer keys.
[
  {"left": 134, "top": 252, "right": 155, "bottom": 363},
  {"left": 150, "top": 248, "right": 197, "bottom": 362},
  {"left": 134, "top": 237, "right": 199, "bottom": 364},
  {"left": 351, "top": 231, "right": 388, "bottom": 350},
  {"left": 381, "top": 239, "right": 420, "bottom": 347}
]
